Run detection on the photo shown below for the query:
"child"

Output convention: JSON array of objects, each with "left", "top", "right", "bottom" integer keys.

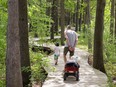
[
  {"left": 71, "top": 55, "right": 81, "bottom": 65},
  {"left": 54, "top": 42, "right": 60, "bottom": 65}
]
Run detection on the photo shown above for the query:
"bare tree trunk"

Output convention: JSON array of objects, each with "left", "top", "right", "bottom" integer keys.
[
  {"left": 55, "top": 0, "right": 59, "bottom": 34},
  {"left": 50, "top": 0, "right": 55, "bottom": 39},
  {"left": 60, "top": 0, "right": 65, "bottom": 45},
  {"left": 84, "top": 0, "right": 92, "bottom": 51},
  {"left": 19, "top": 0, "right": 31, "bottom": 86},
  {"left": 75, "top": 0, "right": 80, "bottom": 32},
  {"left": 115, "top": 0, "right": 116, "bottom": 38},
  {"left": 83, "top": 2, "right": 86, "bottom": 38},
  {"left": 110, "top": 0, "right": 115, "bottom": 36},
  {"left": 6, "top": 0, "right": 23, "bottom": 87},
  {"left": 73, "top": 12, "right": 76, "bottom": 25},
  {"left": 79, "top": 0, "right": 83, "bottom": 31},
  {"left": 70, "top": 13, "right": 74, "bottom": 25},
  {"left": 51, "top": 0, "right": 59, "bottom": 36},
  {"left": 65, "top": 12, "right": 71, "bottom": 25},
  {"left": 93, "top": 0, "right": 106, "bottom": 73}
]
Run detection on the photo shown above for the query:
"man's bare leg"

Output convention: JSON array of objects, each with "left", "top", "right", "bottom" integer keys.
[{"left": 64, "top": 54, "right": 67, "bottom": 63}]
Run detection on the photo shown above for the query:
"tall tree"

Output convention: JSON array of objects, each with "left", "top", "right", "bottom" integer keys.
[
  {"left": 46, "top": 0, "right": 51, "bottom": 16},
  {"left": 84, "top": 0, "right": 92, "bottom": 51},
  {"left": 60, "top": 0, "right": 65, "bottom": 45},
  {"left": 75, "top": 0, "right": 80, "bottom": 32},
  {"left": 110, "top": 0, "right": 115, "bottom": 36},
  {"left": 65, "top": 11, "right": 71, "bottom": 25},
  {"left": 93, "top": 0, "right": 106, "bottom": 73},
  {"left": 6, "top": 0, "right": 23, "bottom": 87},
  {"left": 50, "top": 0, "right": 54, "bottom": 39},
  {"left": 115, "top": 0, "right": 116, "bottom": 38},
  {"left": 79, "top": 0, "right": 83, "bottom": 31},
  {"left": 51, "top": 0, "right": 59, "bottom": 38},
  {"left": 19, "top": 0, "right": 31, "bottom": 86},
  {"left": 54, "top": 0, "right": 59, "bottom": 34},
  {"left": 83, "top": 0, "right": 86, "bottom": 37}
]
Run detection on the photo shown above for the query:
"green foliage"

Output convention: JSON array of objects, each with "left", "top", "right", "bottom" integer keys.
[
  {"left": 104, "top": 29, "right": 116, "bottom": 63},
  {"left": 78, "top": 35, "right": 88, "bottom": 45},
  {"left": 105, "top": 61, "right": 116, "bottom": 86},
  {"left": 77, "top": 32, "right": 88, "bottom": 50},
  {"left": 90, "top": 0, "right": 96, "bottom": 28},
  {"left": 65, "top": 0, "right": 76, "bottom": 13},
  {"left": 104, "top": 0, "right": 110, "bottom": 27},
  {"left": 105, "top": 61, "right": 116, "bottom": 78},
  {"left": 0, "top": 0, "right": 7, "bottom": 9},
  {"left": 30, "top": 51, "right": 53, "bottom": 83},
  {"left": 28, "top": 0, "right": 52, "bottom": 40},
  {"left": 103, "top": 1, "right": 116, "bottom": 86},
  {"left": 0, "top": 65, "right": 5, "bottom": 87},
  {"left": 0, "top": 1, "right": 7, "bottom": 86}
]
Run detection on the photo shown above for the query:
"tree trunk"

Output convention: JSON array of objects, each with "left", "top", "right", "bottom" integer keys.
[
  {"left": 75, "top": 0, "right": 80, "bottom": 32},
  {"left": 55, "top": 0, "right": 59, "bottom": 34},
  {"left": 50, "top": 1, "right": 54, "bottom": 39},
  {"left": 60, "top": 0, "right": 65, "bottom": 45},
  {"left": 79, "top": 0, "right": 83, "bottom": 31},
  {"left": 51, "top": 0, "right": 59, "bottom": 36},
  {"left": 93, "top": 0, "right": 106, "bottom": 73},
  {"left": 46, "top": 0, "right": 51, "bottom": 16},
  {"left": 19, "top": 0, "right": 31, "bottom": 86},
  {"left": 83, "top": 4, "right": 86, "bottom": 38},
  {"left": 84, "top": 0, "right": 92, "bottom": 51},
  {"left": 65, "top": 12, "right": 71, "bottom": 25},
  {"left": 6, "top": 0, "right": 23, "bottom": 87},
  {"left": 70, "top": 13, "right": 74, "bottom": 25},
  {"left": 73, "top": 12, "right": 76, "bottom": 25},
  {"left": 115, "top": 0, "right": 116, "bottom": 38},
  {"left": 110, "top": 0, "right": 115, "bottom": 36}
]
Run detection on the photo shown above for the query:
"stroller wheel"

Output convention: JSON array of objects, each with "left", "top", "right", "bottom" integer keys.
[
  {"left": 76, "top": 72, "right": 79, "bottom": 81},
  {"left": 63, "top": 74, "right": 67, "bottom": 81}
]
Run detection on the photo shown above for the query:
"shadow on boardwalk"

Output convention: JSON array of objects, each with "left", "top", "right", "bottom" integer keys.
[{"left": 42, "top": 45, "right": 108, "bottom": 87}]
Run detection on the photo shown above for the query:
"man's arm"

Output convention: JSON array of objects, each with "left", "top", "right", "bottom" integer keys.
[
  {"left": 64, "top": 30, "right": 70, "bottom": 46},
  {"left": 74, "top": 33, "right": 78, "bottom": 48}
]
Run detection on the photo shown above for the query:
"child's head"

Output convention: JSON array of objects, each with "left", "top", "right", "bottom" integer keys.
[{"left": 55, "top": 42, "right": 59, "bottom": 46}]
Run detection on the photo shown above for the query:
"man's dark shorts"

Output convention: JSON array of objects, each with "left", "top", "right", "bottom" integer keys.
[{"left": 63, "top": 47, "right": 74, "bottom": 56}]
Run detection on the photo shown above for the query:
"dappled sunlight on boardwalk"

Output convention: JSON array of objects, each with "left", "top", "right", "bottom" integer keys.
[{"left": 42, "top": 46, "right": 107, "bottom": 87}]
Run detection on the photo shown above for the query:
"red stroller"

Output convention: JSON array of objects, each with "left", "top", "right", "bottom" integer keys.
[{"left": 63, "top": 61, "right": 80, "bottom": 81}]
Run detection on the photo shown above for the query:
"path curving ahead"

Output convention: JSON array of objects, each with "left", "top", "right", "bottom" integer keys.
[{"left": 42, "top": 46, "right": 108, "bottom": 87}]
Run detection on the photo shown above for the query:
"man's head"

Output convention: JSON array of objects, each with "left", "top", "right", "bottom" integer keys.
[
  {"left": 67, "top": 25, "right": 75, "bottom": 30},
  {"left": 67, "top": 25, "right": 71, "bottom": 30}
]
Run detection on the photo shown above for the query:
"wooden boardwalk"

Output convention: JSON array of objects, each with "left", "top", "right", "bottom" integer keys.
[{"left": 42, "top": 45, "right": 108, "bottom": 87}]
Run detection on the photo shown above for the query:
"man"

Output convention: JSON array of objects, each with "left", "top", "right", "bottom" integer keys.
[{"left": 63, "top": 25, "right": 78, "bottom": 63}]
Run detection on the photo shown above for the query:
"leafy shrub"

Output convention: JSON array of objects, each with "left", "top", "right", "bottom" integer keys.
[
  {"left": 0, "top": 6, "right": 7, "bottom": 86},
  {"left": 30, "top": 51, "right": 52, "bottom": 84},
  {"left": 105, "top": 61, "right": 116, "bottom": 86}
]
